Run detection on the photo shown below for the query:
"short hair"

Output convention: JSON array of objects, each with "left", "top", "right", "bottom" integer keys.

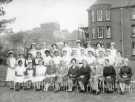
[
  {"left": 51, "top": 43, "right": 57, "bottom": 47},
  {"left": 71, "top": 58, "right": 77, "bottom": 63},
  {"left": 18, "top": 60, "right": 23, "bottom": 64},
  {"left": 45, "top": 50, "right": 50, "bottom": 54}
]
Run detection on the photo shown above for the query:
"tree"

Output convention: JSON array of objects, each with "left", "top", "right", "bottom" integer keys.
[{"left": 0, "top": 0, "right": 15, "bottom": 33}]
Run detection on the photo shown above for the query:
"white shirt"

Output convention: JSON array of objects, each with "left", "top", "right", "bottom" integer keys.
[
  {"left": 62, "top": 47, "right": 72, "bottom": 56},
  {"left": 17, "top": 58, "right": 25, "bottom": 66},
  {"left": 86, "top": 47, "right": 95, "bottom": 55},
  {"left": 29, "top": 49, "right": 37, "bottom": 58},
  {"left": 97, "top": 57, "right": 105, "bottom": 66},
  {"left": 15, "top": 66, "right": 26, "bottom": 76},
  {"left": 62, "top": 55, "right": 71, "bottom": 65},
  {"left": 43, "top": 56, "right": 52, "bottom": 65},
  {"left": 87, "top": 56, "right": 96, "bottom": 65},
  {"left": 7, "top": 57, "right": 16, "bottom": 68},
  {"left": 36, "top": 65, "right": 47, "bottom": 76},
  {"left": 53, "top": 56, "right": 62, "bottom": 65}
]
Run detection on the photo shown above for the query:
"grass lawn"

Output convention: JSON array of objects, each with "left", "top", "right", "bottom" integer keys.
[
  {"left": 0, "top": 88, "right": 134, "bottom": 102},
  {"left": 0, "top": 61, "right": 134, "bottom": 102}
]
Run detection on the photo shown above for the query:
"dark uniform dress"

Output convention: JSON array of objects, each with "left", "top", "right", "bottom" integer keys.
[
  {"left": 103, "top": 65, "right": 116, "bottom": 82},
  {"left": 78, "top": 65, "right": 91, "bottom": 87},
  {"left": 119, "top": 66, "right": 132, "bottom": 85},
  {"left": 68, "top": 65, "right": 80, "bottom": 84}
]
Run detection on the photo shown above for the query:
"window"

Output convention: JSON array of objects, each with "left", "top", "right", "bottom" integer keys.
[
  {"left": 105, "top": 9, "right": 111, "bottom": 21},
  {"left": 106, "top": 43, "right": 111, "bottom": 48},
  {"left": 131, "top": 9, "right": 135, "bottom": 20},
  {"left": 92, "top": 28, "right": 96, "bottom": 39},
  {"left": 106, "top": 26, "right": 111, "bottom": 38},
  {"left": 131, "top": 25, "right": 135, "bottom": 37},
  {"left": 97, "top": 26, "right": 104, "bottom": 38},
  {"left": 132, "top": 41, "right": 135, "bottom": 55},
  {"left": 97, "top": 9, "right": 103, "bottom": 21},
  {"left": 91, "top": 10, "right": 95, "bottom": 22}
]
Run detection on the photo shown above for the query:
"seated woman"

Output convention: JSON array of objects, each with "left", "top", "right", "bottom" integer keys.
[
  {"left": 55, "top": 60, "right": 69, "bottom": 92},
  {"left": 24, "top": 62, "right": 35, "bottom": 89},
  {"left": 90, "top": 61, "right": 103, "bottom": 95},
  {"left": 118, "top": 58, "right": 133, "bottom": 95},
  {"left": 103, "top": 59, "right": 116, "bottom": 93},
  {"left": 67, "top": 58, "right": 79, "bottom": 92},
  {"left": 14, "top": 60, "right": 26, "bottom": 91},
  {"left": 78, "top": 60, "right": 91, "bottom": 92},
  {"left": 43, "top": 60, "right": 57, "bottom": 91},
  {"left": 33, "top": 60, "right": 47, "bottom": 91}
]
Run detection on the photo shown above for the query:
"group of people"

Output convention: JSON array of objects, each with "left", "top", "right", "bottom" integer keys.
[{"left": 6, "top": 41, "right": 133, "bottom": 95}]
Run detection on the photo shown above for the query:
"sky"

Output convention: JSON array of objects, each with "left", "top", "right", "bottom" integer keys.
[{"left": 4, "top": 0, "right": 96, "bottom": 32}]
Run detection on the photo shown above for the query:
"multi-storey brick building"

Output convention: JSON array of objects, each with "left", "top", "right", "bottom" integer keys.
[{"left": 87, "top": 0, "right": 135, "bottom": 59}]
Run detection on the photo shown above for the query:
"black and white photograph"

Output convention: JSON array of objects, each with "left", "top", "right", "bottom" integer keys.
[{"left": 0, "top": 0, "right": 135, "bottom": 102}]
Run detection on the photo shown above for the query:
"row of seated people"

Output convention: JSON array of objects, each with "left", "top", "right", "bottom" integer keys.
[{"left": 6, "top": 54, "right": 132, "bottom": 95}]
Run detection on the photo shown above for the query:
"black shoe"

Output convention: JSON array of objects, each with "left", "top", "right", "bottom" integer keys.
[
  {"left": 15, "top": 88, "right": 20, "bottom": 91},
  {"left": 120, "top": 91, "right": 125, "bottom": 95},
  {"left": 95, "top": 91, "right": 100, "bottom": 95},
  {"left": 79, "top": 90, "right": 85, "bottom": 93}
]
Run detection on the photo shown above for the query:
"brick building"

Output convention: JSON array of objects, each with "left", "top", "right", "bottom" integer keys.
[{"left": 87, "top": 0, "right": 135, "bottom": 59}]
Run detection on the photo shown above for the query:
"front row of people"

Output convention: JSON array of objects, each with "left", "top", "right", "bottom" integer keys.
[{"left": 8, "top": 56, "right": 132, "bottom": 95}]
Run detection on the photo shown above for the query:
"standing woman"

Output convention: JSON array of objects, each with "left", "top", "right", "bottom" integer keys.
[
  {"left": 62, "top": 42, "right": 72, "bottom": 57},
  {"left": 28, "top": 43, "right": 37, "bottom": 58},
  {"left": 25, "top": 53, "right": 34, "bottom": 67},
  {"left": 6, "top": 51, "right": 16, "bottom": 89},
  {"left": 96, "top": 42, "right": 105, "bottom": 57},
  {"left": 50, "top": 44, "right": 59, "bottom": 57}
]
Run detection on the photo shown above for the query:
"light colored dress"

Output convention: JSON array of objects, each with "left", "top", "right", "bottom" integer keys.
[
  {"left": 43, "top": 56, "right": 52, "bottom": 66},
  {"left": 14, "top": 65, "right": 26, "bottom": 83},
  {"left": 32, "top": 65, "right": 47, "bottom": 82},
  {"left": 6, "top": 57, "right": 16, "bottom": 81},
  {"left": 62, "top": 55, "right": 71, "bottom": 66},
  {"left": 87, "top": 56, "right": 96, "bottom": 65},
  {"left": 28, "top": 49, "right": 37, "bottom": 58},
  {"left": 52, "top": 56, "right": 62, "bottom": 65},
  {"left": 62, "top": 46, "right": 72, "bottom": 56}
]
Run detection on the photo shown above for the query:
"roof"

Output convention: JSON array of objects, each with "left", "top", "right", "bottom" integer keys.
[{"left": 93, "top": 0, "right": 135, "bottom": 8}]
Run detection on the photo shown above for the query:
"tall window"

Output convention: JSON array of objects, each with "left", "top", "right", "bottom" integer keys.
[
  {"left": 105, "top": 9, "right": 111, "bottom": 21},
  {"left": 132, "top": 25, "right": 135, "bottom": 37},
  {"left": 92, "top": 28, "right": 96, "bottom": 39},
  {"left": 97, "top": 9, "right": 103, "bottom": 21},
  {"left": 91, "top": 10, "right": 95, "bottom": 23},
  {"left": 106, "top": 26, "right": 111, "bottom": 38},
  {"left": 132, "top": 41, "right": 135, "bottom": 55},
  {"left": 97, "top": 26, "right": 104, "bottom": 38},
  {"left": 131, "top": 9, "right": 135, "bottom": 20}
]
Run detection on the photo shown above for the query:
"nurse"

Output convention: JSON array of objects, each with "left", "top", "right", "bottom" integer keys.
[{"left": 6, "top": 50, "right": 16, "bottom": 89}]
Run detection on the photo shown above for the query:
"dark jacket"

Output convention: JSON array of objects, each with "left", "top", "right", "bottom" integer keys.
[
  {"left": 103, "top": 65, "right": 116, "bottom": 78},
  {"left": 119, "top": 66, "right": 132, "bottom": 78},
  {"left": 68, "top": 65, "right": 79, "bottom": 79},
  {"left": 78, "top": 65, "right": 91, "bottom": 79}
]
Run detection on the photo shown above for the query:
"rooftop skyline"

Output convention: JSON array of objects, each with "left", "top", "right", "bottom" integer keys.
[{"left": 3, "top": 0, "right": 96, "bottom": 32}]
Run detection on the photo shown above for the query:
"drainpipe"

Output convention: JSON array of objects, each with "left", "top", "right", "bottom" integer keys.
[{"left": 120, "top": 8, "right": 124, "bottom": 57}]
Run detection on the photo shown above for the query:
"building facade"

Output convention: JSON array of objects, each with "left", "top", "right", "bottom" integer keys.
[{"left": 87, "top": 0, "right": 135, "bottom": 59}]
